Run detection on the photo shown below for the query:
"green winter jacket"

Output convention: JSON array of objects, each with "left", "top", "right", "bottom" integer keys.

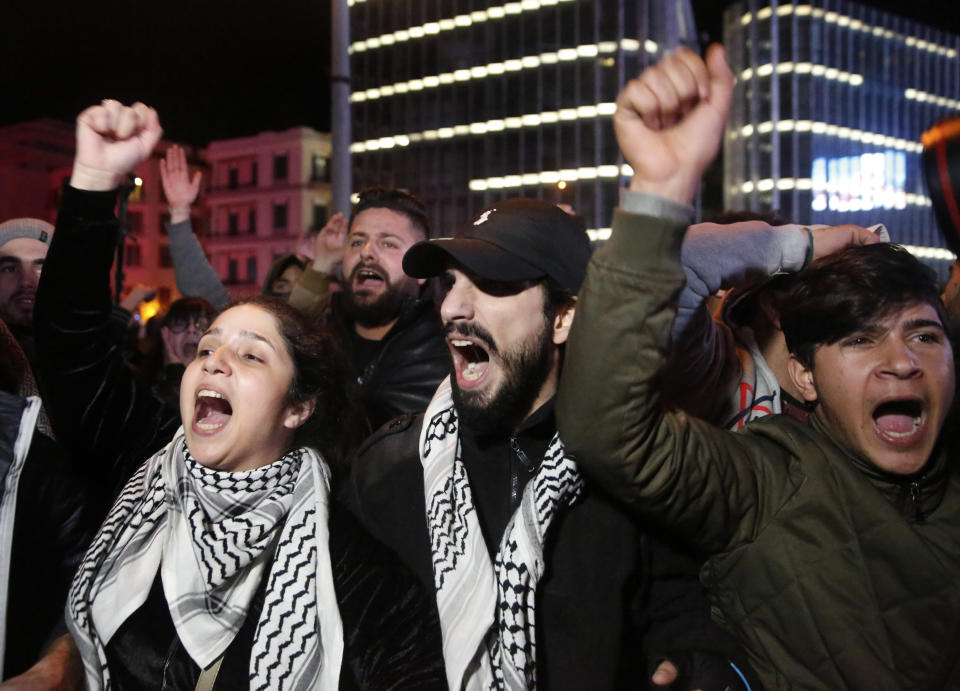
[{"left": 556, "top": 204, "right": 960, "bottom": 690}]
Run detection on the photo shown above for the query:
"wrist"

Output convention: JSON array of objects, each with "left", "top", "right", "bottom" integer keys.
[
  {"left": 628, "top": 175, "right": 700, "bottom": 207},
  {"left": 70, "top": 161, "right": 123, "bottom": 192},
  {"left": 311, "top": 257, "right": 337, "bottom": 274},
  {"left": 169, "top": 207, "right": 190, "bottom": 224}
]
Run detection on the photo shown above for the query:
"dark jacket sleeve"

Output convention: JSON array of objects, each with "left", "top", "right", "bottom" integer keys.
[
  {"left": 556, "top": 207, "right": 796, "bottom": 556},
  {"left": 289, "top": 266, "right": 336, "bottom": 319},
  {"left": 6, "top": 431, "right": 93, "bottom": 678},
  {"left": 639, "top": 534, "right": 759, "bottom": 690},
  {"left": 337, "top": 415, "right": 437, "bottom": 591},
  {"left": 329, "top": 501, "right": 447, "bottom": 690},
  {"left": 34, "top": 184, "right": 178, "bottom": 509}
]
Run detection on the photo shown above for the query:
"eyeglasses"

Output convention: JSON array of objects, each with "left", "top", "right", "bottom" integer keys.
[{"left": 165, "top": 316, "right": 211, "bottom": 334}]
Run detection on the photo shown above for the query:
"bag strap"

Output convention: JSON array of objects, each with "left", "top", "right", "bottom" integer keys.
[{"left": 195, "top": 654, "right": 225, "bottom": 691}]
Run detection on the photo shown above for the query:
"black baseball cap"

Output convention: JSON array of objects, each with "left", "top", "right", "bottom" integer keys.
[{"left": 402, "top": 198, "right": 591, "bottom": 294}]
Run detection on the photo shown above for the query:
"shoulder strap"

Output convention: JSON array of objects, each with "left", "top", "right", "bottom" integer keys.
[{"left": 194, "top": 654, "right": 224, "bottom": 691}]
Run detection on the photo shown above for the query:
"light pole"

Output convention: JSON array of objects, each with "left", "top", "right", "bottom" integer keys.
[{"left": 331, "top": 0, "right": 351, "bottom": 217}]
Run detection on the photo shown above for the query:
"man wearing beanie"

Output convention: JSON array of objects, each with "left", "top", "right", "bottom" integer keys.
[
  {"left": 0, "top": 217, "right": 53, "bottom": 364},
  {"left": 342, "top": 199, "right": 752, "bottom": 690}
]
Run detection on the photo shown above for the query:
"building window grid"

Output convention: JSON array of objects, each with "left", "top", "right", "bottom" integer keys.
[
  {"left": 351, "top": 1, "right": 760, "bottom": 234},
  {"left": 725, "top": 0, "right": 958, "bottom": 266}
]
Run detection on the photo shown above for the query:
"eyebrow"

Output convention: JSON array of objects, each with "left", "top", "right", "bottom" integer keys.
[
  {"left": 200, "top": 328, "right": 279, "bottom": 352},
  {"left": 0, "top": 256, "right": 43, "bottom": 266},
  {"left": 904, "top": 318, "right": 945, "bottom": 333},
  {"left": 350, "top": 230, "right": 404, "bottom": 242}
]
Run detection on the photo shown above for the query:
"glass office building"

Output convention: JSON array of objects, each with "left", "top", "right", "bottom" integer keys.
[
  {"left": 724, "top": 0, "right": 960, "bottom": 271},
  {"left": 348, "top": 0, "right": 697, "bottom": 239}
]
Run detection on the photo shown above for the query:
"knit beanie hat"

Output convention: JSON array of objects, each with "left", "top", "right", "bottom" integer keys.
[{"left": 0, "top": 218, "right": 54, "bottom": 249}]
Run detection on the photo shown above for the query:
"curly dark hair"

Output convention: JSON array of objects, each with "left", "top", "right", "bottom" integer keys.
[{"left": 231, "top": 297, "right": 367, "bottom": 472}]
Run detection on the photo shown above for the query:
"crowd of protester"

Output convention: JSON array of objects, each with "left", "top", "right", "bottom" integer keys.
[{"left": 1, "top": 44, "right": 959, "bottom": 690}]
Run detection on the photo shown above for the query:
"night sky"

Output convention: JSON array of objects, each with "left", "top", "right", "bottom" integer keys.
[{"left": 0, "top": 0, "right": 954, "bottom": 145}]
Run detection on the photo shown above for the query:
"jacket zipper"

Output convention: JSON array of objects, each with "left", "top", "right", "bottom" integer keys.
[
  {"left": 900, "top": 479, "right": 924, "bottom": 522},
  {"left": 908, "top": 480, "right": 923, "bottom": 522},
  {"left": 509, "top": 437, "right": 535, "bottom": 511}
]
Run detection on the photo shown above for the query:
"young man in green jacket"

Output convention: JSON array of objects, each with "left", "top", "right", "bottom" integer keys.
[{"left": 557, "top": 44, "right": 960, "bottom": 689}]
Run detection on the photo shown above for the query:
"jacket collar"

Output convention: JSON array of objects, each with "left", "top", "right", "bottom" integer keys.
[
  {"left": 332, "top": 293, "right": 432, "bottom": 338},
  {"left": 808, "top": 413, "right": 951, "bottom": 520}
]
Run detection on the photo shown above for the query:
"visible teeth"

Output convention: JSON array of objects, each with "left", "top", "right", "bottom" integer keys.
[
  {"left": 196, "top": 422, "right": 224, "bottom": 431},
  {"left": 198, "top": 389, "right": 222, "bottom": 399},
  {"left": 886, "top": 418, "right": 921, "bottom": 438},
  {"left": 451, "top": 339, "right": 472, "bottom": 346},
  {"left": 462, "top": 361, "right": 484, "bottom": 381}
]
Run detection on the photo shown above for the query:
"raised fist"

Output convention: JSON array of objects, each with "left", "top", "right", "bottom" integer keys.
[
  {"left": 614, "top": 45, "right": 734, "bottom": 205},
  {"left": 71, "top": 99, "right": 163, "bottom": 191}
]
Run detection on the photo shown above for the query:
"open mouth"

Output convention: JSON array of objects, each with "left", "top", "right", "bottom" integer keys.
[
  {"left": 872, "top": 398, "right": 925, "bottom": 444},
  {"left": 194, "top": 389, "right": 233, "bottom": 432},
  {"left": 449, "top": 337, "right": 491, "bottom": 385},
  {"left": 354, "top": 267, "right": 385, "bottom": 289}
]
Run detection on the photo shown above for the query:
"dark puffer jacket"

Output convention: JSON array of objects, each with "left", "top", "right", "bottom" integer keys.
[{"left": 557, "top": 205, "right": 960, "bottom": 690}]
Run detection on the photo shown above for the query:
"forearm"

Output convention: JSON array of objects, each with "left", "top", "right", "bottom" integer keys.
[
  {"left": 166, "top": 219, "right": 231, "bottom": 310},
  {"left": 0, "top": 634, "right": 83, "bottom": 691},
  {"left": 557, "top": 200, "right": 765, "bottom": 553},
  {"left": 288, "top": 266, "right": 335, "bottom": 317},
  {"left": 557, "top": 203, "right": 688, "bottom": 502},
  {"left": 672, "top": 218, "right": 807, "bottom": 340},
  {"left": 34, "top": 186, "right": 142, "bottom": 471}
]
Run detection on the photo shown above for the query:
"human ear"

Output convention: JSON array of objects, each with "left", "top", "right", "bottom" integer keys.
[
  {"left": 283, "top": 398, "right": 316, "bottom": 430},
  {"left": 552, "top": 297, "right": 577, "bottom": 345},
  {"left": 787, "top": 355, "right": 819, "bottom": 403}
]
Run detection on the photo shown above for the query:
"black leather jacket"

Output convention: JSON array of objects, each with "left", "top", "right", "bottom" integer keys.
[
  {"left": 330, "top": 293, "right": 449, "bottom": 430},
  {"left": 341, "top": 405, "right": 756, "bottom": 690},
  {"left": 102, "top": 502, "right": 445, "bottom": 690},
  {"left": 34, "top": 185, "right": 184, "bottom": 520}
]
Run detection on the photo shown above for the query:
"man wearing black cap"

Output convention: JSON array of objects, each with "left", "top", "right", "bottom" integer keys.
[{"left": 341, "top": 198, "right": 751, "bottom": 690}]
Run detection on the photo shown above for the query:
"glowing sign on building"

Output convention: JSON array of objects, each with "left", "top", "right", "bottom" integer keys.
[{"left": 811, "top": 151, "right": 907, "bottom": 212}]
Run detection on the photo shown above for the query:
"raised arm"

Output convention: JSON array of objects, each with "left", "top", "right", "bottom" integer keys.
[
  {"left": 160, "top": 145, "right": 231, "bottom": 310},
  {"left": 288, "top": 211, "right": 346, "bottom": 317},
  {"left": 556, "top": 47, "right": 793, "bottom": 554},
  {"left": 34, "top": 101, "right": 175, "bottom": 509},
  {"left": 666, "top": 220, "right": 880, "bottom": 423}
]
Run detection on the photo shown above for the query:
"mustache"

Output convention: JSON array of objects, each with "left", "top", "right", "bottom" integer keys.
[
  {"left": 443, "top": 321, "right": 499, "bottom": 357},
  {"left": 348, "top": 261, "right": 388, "bottom": 284}
]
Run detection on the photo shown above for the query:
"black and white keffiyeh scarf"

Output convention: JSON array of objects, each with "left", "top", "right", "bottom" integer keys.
[
  {"left": 420, "top": 377, "right": 583, "bottom": 690},
  {"left": 67, "top": 428, "right": 343, "bottom": 691}
]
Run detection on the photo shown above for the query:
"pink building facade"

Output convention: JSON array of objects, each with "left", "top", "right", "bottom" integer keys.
[
  {"left": 204, "top": 127, "right": 331, "bottom": 297},
  {"left": 0, "top": 120, "right": 330, "bottom": 309}
]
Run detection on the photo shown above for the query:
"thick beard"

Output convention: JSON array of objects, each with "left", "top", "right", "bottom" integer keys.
[
  {"left": 342, "top": 278, "right": 411, "bottom": 329},
  {"left": 451, "top": 317, "right": 555, "bottom": 438}
]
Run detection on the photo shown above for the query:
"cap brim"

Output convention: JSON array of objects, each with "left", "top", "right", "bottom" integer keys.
[{"left": 403, "top": 238, "right": 546, "bottom": 282}]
